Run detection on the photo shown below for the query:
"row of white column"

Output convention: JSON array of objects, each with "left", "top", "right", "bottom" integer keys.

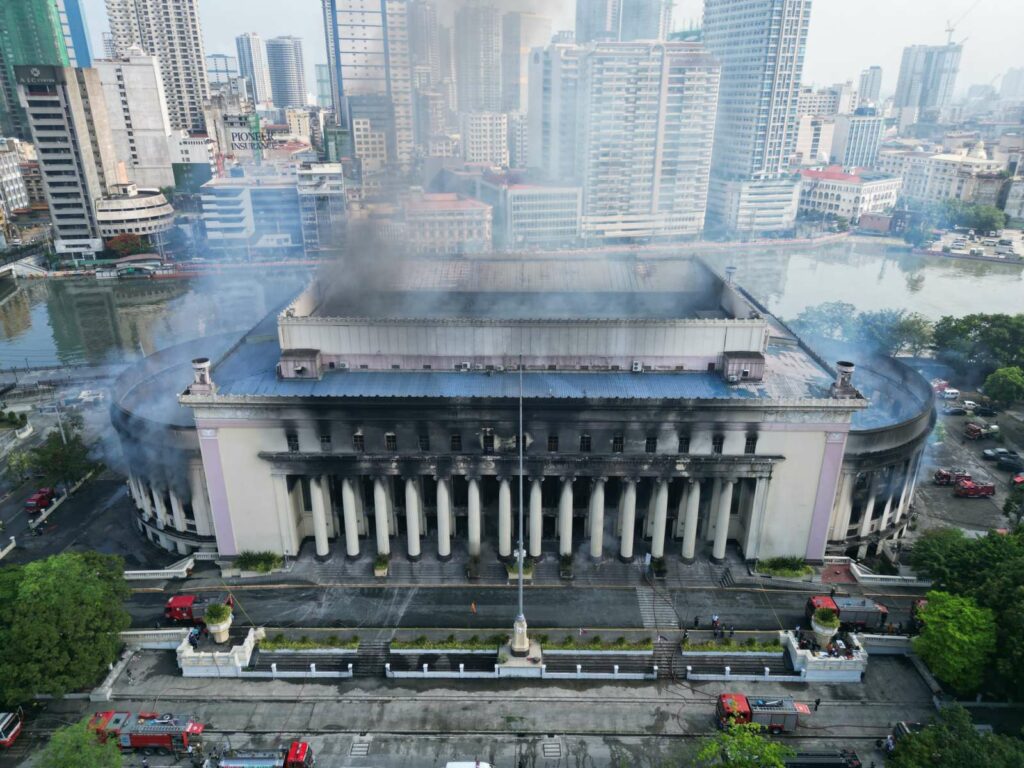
[
  {"left": 828, "top": 452, "right": 920, "bottom": 543},
  {"left": 127, "top": 473, "right": 188, "bottom": 532},
  {"left": 306, "top": 474, "right": 745, "bottom": 563}
]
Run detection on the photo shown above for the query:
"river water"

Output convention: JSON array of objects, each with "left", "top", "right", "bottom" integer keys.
[{"left": 0, "top": 238, "right": 1020, "bottom": 369}]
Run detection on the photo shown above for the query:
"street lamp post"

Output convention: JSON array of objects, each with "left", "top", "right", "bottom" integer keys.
[{"left": 510, "top": 360, "right": 531, "bottom": 656}]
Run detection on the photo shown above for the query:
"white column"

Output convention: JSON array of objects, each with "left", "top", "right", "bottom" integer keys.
[
  {"left": 467, "top": 477, "right": 482, "bottom": 557},
  {"left": 436, "top": 477, "right": 452, "bottom": 560},
  {"left": 858, "top": 475, "right": 877, "bottom": 539},
  {"left": 742, "top": 477, "right": 770, "bottom": 560},
  {"left": 373, "top": 476, "right": 390, "bottom": 556},
  {"left": 151, "top": 486, "right": 168, "bottom": 528},
  {"left": 650, "top": 479, "right": 669, "bottom": 559},
  {"left": 589, "top": 478, "right": 605, "bottom": 559},
  {"left": 711, "top": 479, "right": 734, "bottom": 562},
  {"left": 498, "top": 477, "right": 512, "bottom": 559},
  {"left": 272, "top": 474, "right": 294, "bottom": 555},
  {"left": 681, "top": 479, "right": 701, "bottom": 562},
  {"left": 528, "top": 478, "right": 543, "bottom": 558},
  {"left": 829, "top": 471, "right": 857, "bottom": 540},
  {"left": 310, "top": 476, "right": 330, "bottom": 559},
  {"left": 127, "top": 474, "right": 142, "bottom": 508},
  {"left": 405, "top": 477, "right": 421, "bottom": 561},
  {"left": 169, "top": 490, "right": 187, "bottom": 531},
  {"left": 619, "top": 479, "right": 637, "bottom": 561},
  {"left": 558, "top": 477, "right": 573, "bottom": 556},
  {"left": 341, "top": 477, "right": 361, "bottom": 558}
]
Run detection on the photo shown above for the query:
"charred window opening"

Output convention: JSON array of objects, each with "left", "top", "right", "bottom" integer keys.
[
  {"left": 612, "top": 434, "right": 624, "bottom": 453},
  {"left": 712, "top": 435, "right": 725, "bottom": 454},
  {"left": 385, "top": 433, "right": 397, "bottom": 451},
  {"left": 286, "top": 432, "right": 299, "bottom": 453},
  {"left": 353, "top": 433, "right": 365, "bottom": 452},
  {"left": 744, "top": 435, "right": 758, "bottom": 454},
  {"left": 483, "top": 431, "right": 495, "bottom": 453},
  {"left": 451, "top": 433, "right": 462, "bottom": 451},
  {"left": 580, "top": 433, "right": 592, "bottom": 453},
  {"left": 678, "top": 435, "right": 690, "bottom": 454},
  {"left": 645, "top": 436, "right": 657, "bottom": 454},
  {"left": 319, "top": 432, "right": 332, "bottom": 452},
  {"left": 419, "top": 434, "right": 430, "bottom": 451},
  {"left": 548, "top": 434, "right": 559, "bottom": 452}
]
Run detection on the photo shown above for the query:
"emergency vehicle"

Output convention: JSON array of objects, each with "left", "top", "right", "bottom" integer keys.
[{"left": 716, "top": 693, "right": 809, "bottom": 734}]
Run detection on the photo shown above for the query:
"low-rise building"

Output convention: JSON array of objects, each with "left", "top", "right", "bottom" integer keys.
[
  {"left": 831, "top": 108, "right": 884, "bottom": 169},
  {"left": 95, "top": 184, "right": 175, "bottom": 239},
  {"left": 798, "top": 166, "right": 901, "bottom": 222},
  {"left": 0, "top": 138, "right": 30, "bottom": 216},
  {"left": 297, "top": 163, "right": 346, "bottom": 257},
  {"left": 708, "top": 177, "right": 801, "bottom": 236},
  {"left": 470, "top": 170, "right": 581, "bottom": 249},
  {"left": 401, "top": 191, "right": 492, "bottom": 254},
  {"left": 18, "top": 161, "right": 46, "bottom": 209},
  {"left": 878, "top": 143, "right": 1003, "bottom": 205},
  {"left": 200, "top": 173, "right": 303, "bottom": 259},
  {"left": 794, "top": 115, "right": 835, "bottom": 166},
  {"left": 168, "top": 131, "right": 216, "bottom": 192},
  {"left": 460, "top": 112, "right": 508, "bottom": 166}
]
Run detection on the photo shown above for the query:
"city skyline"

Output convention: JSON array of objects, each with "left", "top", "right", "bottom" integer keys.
[{"left": 78, "top": 0, "right": 1024, "bottom": 99}]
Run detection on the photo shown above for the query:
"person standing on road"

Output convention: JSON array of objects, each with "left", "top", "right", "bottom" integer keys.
[
  {"left": 693, "top": 616, "right": 700, "bottom": 629},
  {"left": 470, "top": 601, "right": 477, "bottom": 614},
  {"left": 814, "top": 697, "right": 821, "bottom": 711}
]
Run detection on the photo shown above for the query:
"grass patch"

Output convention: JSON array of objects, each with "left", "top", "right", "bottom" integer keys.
[
  {"left": 683, "top": 637, "right": 782, "bottom": 653},
  {"left": 544, "top": 635, "right": 654, "bottom": 651},
  {"left": 757, "top": 556, "right": 813, "bottom": 578},
  {"left": 234, "top": 550, "right": 284, "bottom": 573},
  {"left": 505, "top": 560, "right": 535, "bottom": 577},
  {"left": 391, "top": 633, "right": 509, "bottom": 650},
  {"left": 260, "top": 633, "right": 360, "bottom": 650}
]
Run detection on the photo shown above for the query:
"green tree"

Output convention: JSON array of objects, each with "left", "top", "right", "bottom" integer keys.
[
  {"left": 895, "top": 312, "right": 934, "bottom": 356},
  {"left": 790, "top": 301, "right": 857, "bottom": 341},
  {"left": 36, "top": 719, "right": 123, "bottom": 768},
  {"left": 887, "top": 705, "right": 1024, "bottom": 768},
  {"left": 6, "top": 449, "right": 32, "bottom": 484},
  {"left": 696, "top": 722, "right": 794, "bottom": 768},
  {"left": 1005, "top": 484, "right": 1024, "bottom": 527},
  {"left": 104, "top": 233, "right": 147, "bottom": 258},
  {"left": 932, "top": 313, "right": 1024, "bottom": 376},
  {"left": 913, "top": 591, "right": 996, "bottom": 695},
  {"left": 855, "top": 309, "right": 911, "bottom": 355},
  {"left": 29, "top": 429, "right": 91, "bottom": 492},
  {"left": 0, "top": 553, "right": 130, "bottom": 705},
  {"left": 984, "top": 366, "right": 1024, "bottom": 407}
]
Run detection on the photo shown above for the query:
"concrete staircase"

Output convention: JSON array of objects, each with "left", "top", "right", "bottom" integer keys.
[
  {"left": 681, "top": 651, "right": 790, "bottom": 677},
  {"left": 353, "top": 639, "right": 390, "bottom": 677}
]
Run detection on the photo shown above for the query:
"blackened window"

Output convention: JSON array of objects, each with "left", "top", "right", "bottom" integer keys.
[
  {"left": 419, "top": 434, "right": 430, "bottom": 451},
  {"left": 744, "top": 435, "right": 758, "bottom": 454},
  {"left": 353, "top": 433, "right": 364, "bottom": 452},
  {"left": 612, "top": 434, "right": 624, "bottom": 453},
  {"left": 548, "top": 434, "right": 559, "bottom": 452},
  {"left": 579, "top": 433, "right": 591, "bottom": 452},
  {"left": 451, "top": 433, "right": 462, "bottom": 451},
  {"left": 483, "top": 432, "right": 495, "bottom": 452},
  {"left": 286, "top": 432, "right": 299, "bottom": 452},
  {"left": 712, "top": 435, "right": 724, "bottom": 454},
  {"left": 319, "top": 432, "right": 332, "bottom": 452},
  {"left": 645, "top": 437, "right": 657, "bottom": 454},
  {"left": 678, "top": 435, "right": 690, "bottom": 454},
  {"left": 385, "top": 433, "right": 397, "bottom": 451}
]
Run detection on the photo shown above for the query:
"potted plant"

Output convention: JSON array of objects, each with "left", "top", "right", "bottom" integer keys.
[
  {"left": 651, "top": 556, "right": 667, "bottom": 579},
  {"left": 506, "top": 557, "right": 534, "bottom": 581},
  {"left": 810, "top": 607, "right": 840, "bottom": 647},
  {"left": 203, "top": 602, "right": 232, "bottom": 644},
  {"left": 465, "top": 555, "right": 480, "bottom": 581},
  {"left": 373, "top": 553, "right": 389, "bottom": 578},
  {"left": 559, "top": 553, "right": 574, "bottom": 580}
]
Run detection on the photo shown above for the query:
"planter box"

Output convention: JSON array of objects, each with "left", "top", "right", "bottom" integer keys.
[
  {"left": 390, "top": 647, "right": 498, "bottom": 655},
  {"left": 374, "top": 564, "right": 388, "bottom": 578}
]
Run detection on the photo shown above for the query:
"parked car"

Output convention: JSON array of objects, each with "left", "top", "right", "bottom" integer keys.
[
  {"left": 944, "top": 406, "right": 967, "bottom": 416},
  {"left": 974, "top": 406, "right": 999, "bottom": 417},
  {"left": 997, "top": 455, "right": 1024, "bottom": 471},
  {"left": 962, "top": 400, "right": 979, "bottom": 410},
  {"left": 982, "top": 448, "right": 1017, "bottom": 461},
  {"left": 941, "top": 388, "right": 961, "bottom": 400}
]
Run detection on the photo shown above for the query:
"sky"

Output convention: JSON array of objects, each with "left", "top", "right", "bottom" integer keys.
[{"left": 81, "top": 0, "right": 1024, "bottom": 98}]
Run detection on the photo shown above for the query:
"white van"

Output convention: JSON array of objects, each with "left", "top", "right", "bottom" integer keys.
[{"left": 942, "top": 388, "right": 960, "bottom": 400}]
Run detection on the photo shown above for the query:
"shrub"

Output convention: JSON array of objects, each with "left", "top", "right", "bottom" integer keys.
[
  {"left": 204, "top": 603, "right": 231, "bottom": 624},
  {"left": 234, "top": 550, "right": 283, "bottom": 573},
  {"left": 812, "top": 607, "right": 839, "bottom": 628},
  {"left": 757, "top": 556, "right": 812, "bottom": 578},
  {"left": 374, "top": 553, "right": 389, "bottom": 568}
]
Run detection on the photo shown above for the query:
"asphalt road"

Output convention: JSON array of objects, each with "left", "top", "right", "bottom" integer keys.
[{"left": 128, "top": 582, "right": 922, "bottom": 633}]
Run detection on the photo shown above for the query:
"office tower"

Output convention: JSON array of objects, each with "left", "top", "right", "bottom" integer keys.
[
  {"left": 575, "top": 0, "right": 672, "bottom": 44},
  {"left": 0, "top": 0, "right": 70, "bottom": 139},
  {"left": 55, "top": 0, "right": 93, "bottom": 67},
  {"left": 206, "top": 54, "right": 239, "bottom": 85},
  {"left": 266, "top": 37, "right": 307, "bottom": 108},
  {"left": 576, "top": 42, "right": 719, "bottom": 239},
  {"left": 703, "top": 0, "right": 811, "bottom": 234},
  {"left": 415, "top": 89, "right": 446, "bottom": 147},
  {"left": 454, "top": 4, "right": 502, "bottom": 113},
  {"left": 527, "top": 41, "right": 581, "bottom": 181},
  {"left": 15, "top": 65, "right": 118, "bottom": 258},
  {"left": 95, "top": 50, "right": 174, "bottom": 188},
  {"left": 859, "top": 66, "right": 882, "bottom": 104},
  {"left": 502, "top": 12, "right": 552, "bottom": 112},
  {"left": 236, "top": 33, "right": 274, "bottom": 107},
  {"left": 408, "top": 1, "right": 441, "bottom": 86},
  {"left": 316, "top": 64, "right": 333, "bottom": 109},
  {"left": 321, "top": 0, "right": 413, "bottom": 168},
  {"left": 893, "top": 44, "right": 962, "bottom": 119},
  {"left": 460, "top": 111, "right": 508, "bottom": 166},
  {"left": 830, "top": 108, "right": 884, "bottom": 169},
  {"left": 104, "top": 0, "right": 210, "bottom": 132},
  {"left": 1002, "top": 68, "right": 1024, "bottom": 102}
]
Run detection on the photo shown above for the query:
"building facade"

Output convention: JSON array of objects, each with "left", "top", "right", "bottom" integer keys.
[
  {"left": 501, "top": 12, "right": 551, "bottom": 113},
  {"left": 266, "top": 37, "right": 307, "bottom": 109},
  {"left": 105, "top": 0, "right": 210, "bottom": 131},
  {"left": 527, "top": 42, "right": 581, "bottom": 182},
  {"left": 798, "top": 166, "right": 902, "bottom": 222},
  {"left": 95, "top": 183, "right": 174, "bottom": 239},
  {"left": 858, "top": 66, "right": 882, "bottom": 105},
  {"left": 830, "top": 108, "right": 884, "bottom": 169},
  {"left": 400, "top": 191, "right": 492, "bottom": 253},
  {"left": 454, "top": 4, "right": 502, "bottom": 113},
  {"left": 236, "top": 33, "right": 274, "bottom": 108},
  {"left": 893, "top": 43, "right": 961, "bottom": 121},
  {"left": 206, "top": 54, "right": 238, "bottom": 85},
  {"left": 112, "top": 256, "right": 932, "bottom": 564},
  {"left": 298, "top": 163, "right": 346, "bottom": 256},
  {"left": 315, "top": 64, "right": 333, "bottom": 109},
  {"left": 200, "top": 174, "right": 303, "bottom": 259},
  {"left": 794, "top": 115, "right": 835, "bottom": 166},
  {"left": 0, "top": 138, "right": 30, "bottom": 216},
  {"left": 56, "top": 0, "right": 93, "bottom": 67},
  {"left": 575, "top": 0, "right": 672, "bottom": 43},
  {"left": 879, "top": 143, "right": 1002, "bottom": 205},
  {"left": 460, "top": 112, "right": 508, "bottom": 166}
]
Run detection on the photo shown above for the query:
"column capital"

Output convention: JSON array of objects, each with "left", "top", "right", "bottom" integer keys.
[{"left": 591, "top": 476, "right": 608, "bottom": 485}]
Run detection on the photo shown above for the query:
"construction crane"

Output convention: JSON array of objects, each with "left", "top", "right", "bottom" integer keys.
[{"left": 945, "top": 0, "right": 983, "bottom": 44}]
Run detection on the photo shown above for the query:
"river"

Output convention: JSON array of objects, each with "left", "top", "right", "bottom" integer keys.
[{"left": 0, "top": 238, "right": 1020, "bottom": 369}]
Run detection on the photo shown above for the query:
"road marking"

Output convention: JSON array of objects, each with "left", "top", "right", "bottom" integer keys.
[
  {"left": 350, "top": 741, "right": 370, "bottom": 756},
  {"left": 541, "top": 740, "right": 562, "bottom": 758}
]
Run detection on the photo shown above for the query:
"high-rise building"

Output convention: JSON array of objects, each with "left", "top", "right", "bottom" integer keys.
[
  {"left": 236, "top": 33, "right": 274, "bottom": 107},
  {"left": 321, "top": 0, "right": 414, "bottom": 168},
  {"left": 104, "top": 0, "right": 210, "bottom": 132},
  {"left": 454, "top": 4, "right": 502, "bottom": 113},
  {"left": 0, "top": 0, "right": 71, "bottom": 139},
  {"left": 408, "top": 1, "right": 441, "bottom": 86},
  {"left": 0, "top": 138, "right": 30, "bottom": 217},
  {"left": 460, "top": 111, "right": 508, "bottom": 166},
  {"left": 315, "top": 64, "right": 333, "bottom": 109},
  {"left": 95, "top": 49, "right": 175, "bottom": 189},
  {"left": 501, "top": 12, "right": 552, "bottom": 113},
  {"left": 575, "top": 0, "right": 672, "bottom": 44},
  {"left": 206, "top": 54, "right": 239, "bottom": 85},
  {"left": 266, "top": 36, "right": 307, "bottom": 108},
  {"left": 527, "top": 41, "right": 581, "bottom": 181},
  {"left": 830, "top": 107, "right": 884, "bottom": 169},
  {"left": 56, "top": 0, "right": 93, "bottom": 67},
  {"left": 703, "top": 0, "right": 811, "bottom": 234},
  {"left": 1001, "top": 68, "right": 1024, "bottom": 102},
  {"left": 893, "top": 43, "right": 961, "bottom": 120},
  {"left": 576, "top": 41, "right": 719, "bottom": 240},
  {"left": 859, "top": 66, "right": 882, "bottom": 104},
  {"left": 15, "top": 65, "right": 118, "bottom": 258}
]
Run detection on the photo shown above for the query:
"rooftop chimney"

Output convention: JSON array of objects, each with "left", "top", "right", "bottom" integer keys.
[
  {"left": 830, "top": 360, "right": 859, "bottom": 399},
  {"left": 189, "top": 357, "right": 215, "bottom": 394}
]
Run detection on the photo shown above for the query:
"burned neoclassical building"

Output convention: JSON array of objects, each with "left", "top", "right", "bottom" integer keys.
[{"left": 111, "top": 255, "right": 934, "bottom": 563}]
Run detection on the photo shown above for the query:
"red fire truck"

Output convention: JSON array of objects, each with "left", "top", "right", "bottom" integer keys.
[
  {"left": 205, "top": 741, "right": 316, "bottom": 767},
  {"left": 165, "top": 594, "right": 234, "bottom": 625},
  {"left": 716, "top": 693, "right": 809, "bottom": 734},
  {"left": 933, "top": 468, "right": 971, "bottom": 486},
  {"left": 88, "top": 711, "right": 204, "bottom": 755},
  {"left": 805, "top": 595, "right": 888, "bottom": 630},
  {"left": 953, "top": 479, "right": 996, "bottom": 498},
  {"left": 0, "top": 709, "right": 23, "bottom": 748}
]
